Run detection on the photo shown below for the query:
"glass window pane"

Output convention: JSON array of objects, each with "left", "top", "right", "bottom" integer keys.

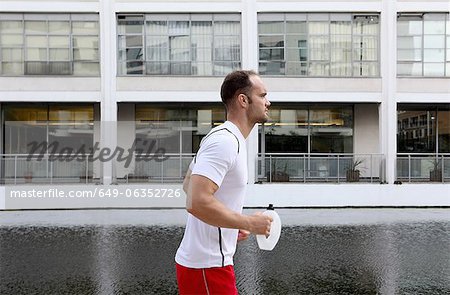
[
  {"left": 424, "top": 35, "right": 445, "bottom": 48},
  {"left": 0, "top": 34, "right": 23, "bottom": 46},
  {"left": 286, "top": 21, "right": 307, "bottom": 34},
  {"left": 258, "top": 21, "right": 284, "bottom": 34},
  {"left": 73, "top": 36, "right": 99, "bottom": 48},
  {"left": 192, "top": 34, "right": 212, "bottom": 48},
  {"left": 397, "top": 20, "right": 422, "bottom": 35},
  {"left": 49, "top": 48, "right": 69, "bottom": 61},
  {"left": 259, "top": 35, "right": 284, "bottom": 48},
  {"left": 146, "top": 46, "right": 168, "bottom": 61},
  {"left": 424, "top": 20, "right": 445, "bottom": 34},
  {"left": 192, "top": 47, "right": 212, "bottom": 61},
  {"left": 49, "top": 61, "right": 70, "bottom": 74},
  {"left": 1, "top": 48, "right": 23, "bottom": 61},
  {"left": 125, "top": 35, "right": 142, "bottom": 47},
  {"left": 353, "top": 62, "right": 378, "bottom": 76},
  {"left": 74, "top": 48, "right": 98, "bottom": 61},
  {"left": 330, "top": 21, "right": 351, "bottom": 34},
  {"left": 73, "top": 62, "right": 99, "bottom": 76},
  {"left": 168, "top": 21, "right": 189, "bottom": 35},
  {"left": 214, "top": 36, "right": 240, "bottom": 61},
  {"left": 120, "top": 48, "right": 143, "bottom": 61},
  {"left": 259, "top": 62, "right": 285, "bottom": 75},
  {"left": 72, "top": 21, "right": 99, "bottom": 35},
  {"left": 286, "top": 62, "right": 307, "bottom": 75},
  {"left": 397, "top": 62, "right": 422, "bottom": 76},
  {"left": 214, "top": 21, "right": 239, "bottom": 35},
  {"left": 397, "top": 49, "right": 422, "bottom": 61},
  {"left": 353, "top": 16, "right": 379, "bottom": 35},
  {"left": 309, "top": 22, "right": 329, "bottom": 34},
  {"left": 1, "top": 62, "right": 23, "bottom": 75},
  {"left": 146, "top": 61, "right": 169, "bottom": 74},
  {"left": 26, "top": 36, "right": 47, "bottom": 47},
  {"left": 447, "top": 49, "right": 450, "bottom": 62},
  {"left": 259, "top": 48, "right": 284, "bottom": 61},
  {"left": 25, "top": 21, "right": 47, "bottom": 34},
  {"left": 309, "top": 62, "right": 329, "bottom": 76},
  {"left": 48, "top": 105, "right": 94, "bottom": 153},
  {"left": 126, "top": 61, "right": 143, "bottom": 74},
  {"left": 146, "top": 21, "right": 167, "bottom": 35},
  {"left": 191, "top": 21, "right": 212, "bottom": 35},
  {"left": 309, "top": 36, "right": 329, "bottom": 60},
  {"left": 397, "top": 36, "right": 422, "bottom": 49},
  {"left": 0, "top": 21, "right": 23, "bottom": 34},
  {"left": 171, "top": 61, "right": 191, "bottom": 74},
  {"left": 26, "top": 48, "right": 47, "bottom": 60},
  {"left": 331, "top": 63, "right": 351, "bottom": 76},
  {"left": 397, "top": 108, "right": 437, "bottom": 153},
  {"left": 49, "top": 36, "right": 70, "bottom": 47},
  {"left": 331, "top": 48, "right": 352, "bottom": 62},
  {"left": 25, "top": 61, "right": 47, "bottom": 74},
  {"left": 117, "top": 16, "right": 143, "bottom": 34},
  {"left": 287, "top": 48, "right": 307, "bottom": 62},
  {"left": 446, "top": 63, "right": 450, "bottom": 76},
  {"left": 49, "top": 21, "right": 70, "bottom": 34},
  {"left": 423, "top": 63, "right": 444, "bottom": 76},
  {"left": 4, "top": 105, "right": 48, "bottom": 154},
  {"left": 192, "top": 62, "right": 213, "bottom": 75},
  {"left": 286, "top": 35, "right": 307, "bottom": 48},
  {"left": 424, "top": 49, "right": 445, "bottom": 62}
]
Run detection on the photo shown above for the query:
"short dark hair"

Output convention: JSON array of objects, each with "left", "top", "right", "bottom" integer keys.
[{"left": 220, "top": 70, "right": 257, "bottom": 108}]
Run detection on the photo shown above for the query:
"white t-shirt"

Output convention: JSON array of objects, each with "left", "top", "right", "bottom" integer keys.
[{"left": 175, "top": 121, "right": 248, "bottom": 268}]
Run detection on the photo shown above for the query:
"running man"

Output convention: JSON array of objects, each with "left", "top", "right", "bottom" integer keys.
[{"left": 175, "top": 70, "right": 273, "bottom": 294}]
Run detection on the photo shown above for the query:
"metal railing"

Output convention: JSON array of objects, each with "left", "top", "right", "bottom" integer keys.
[
  {"left": 117, "top": 153, "right": 195, "bottom": 184},
  {"left": 0, "top": 154, "right": 94, "bottom": 184},
  {"left": 396, "top": 153, "right": 450, "bottom": 183},
  {"left": 257, "top": 153, "right": 385, "bottom": 183}
]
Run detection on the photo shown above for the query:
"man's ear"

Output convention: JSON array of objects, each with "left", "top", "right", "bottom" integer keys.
[{"left": 237, "top": 93, "right": 247, "bottom": 107}]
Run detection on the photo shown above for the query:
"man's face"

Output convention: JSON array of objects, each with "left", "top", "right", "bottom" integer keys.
[{"left": 246, "top": 75, "right": 270, "bottom": 124}]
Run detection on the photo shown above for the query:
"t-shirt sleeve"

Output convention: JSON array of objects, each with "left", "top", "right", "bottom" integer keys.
[{"left": 191, "top": 133, "right": 238, "bottom": 187}]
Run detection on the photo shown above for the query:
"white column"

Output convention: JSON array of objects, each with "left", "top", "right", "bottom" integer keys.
[
  {"left": 100, "top": 0, "right": 117, "bottom": 185},
  {"left": 242, "top": 0, "right": 258, "bottom": 71},
  {"left": 380, "top": 0, "right": 397, "bottom": 184},
  {"left": 242, "top": 0, "right": 259, "bottom": 184}
]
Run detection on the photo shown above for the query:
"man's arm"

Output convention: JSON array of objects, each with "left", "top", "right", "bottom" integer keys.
[
  {"left": 182, "top": 168, "right": 192, "bottom": 194},
  {"left": 186, "top": 174, "right": 272, "bottom": 236}
]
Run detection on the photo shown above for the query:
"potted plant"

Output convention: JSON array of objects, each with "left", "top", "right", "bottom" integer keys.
[
  {"left": 429, "top": 157, "right": 442, "bottom": 182},
  {"left": 345, "top": 158, "right": 364, "bottom": 182}
]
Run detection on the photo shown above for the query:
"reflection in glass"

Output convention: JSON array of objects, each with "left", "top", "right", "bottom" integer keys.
[
  {"left": 258, "top": 13, "right": 379, "bottom": 76},
  {"left": 119, "top": 14, "right": 240, "bottom": 76},
  {"left": 135, "top": 104, "right": 225, "bottom": 154},
  {"left": 260, "top": 105, "right": 353, "bottom": 154}
]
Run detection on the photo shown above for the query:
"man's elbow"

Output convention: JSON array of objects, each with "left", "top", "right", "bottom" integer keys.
[{"left": 185, "top": 197, "right": 205, "bottom": 216}]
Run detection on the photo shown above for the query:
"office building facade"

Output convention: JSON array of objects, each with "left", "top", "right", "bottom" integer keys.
[{"left": 0, "top": 0, "right": 449, "bottom": 208}]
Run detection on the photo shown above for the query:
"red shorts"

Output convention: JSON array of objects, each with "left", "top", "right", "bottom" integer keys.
[{"left": 176, "top": 263, "right": 238, "bottom": 295}]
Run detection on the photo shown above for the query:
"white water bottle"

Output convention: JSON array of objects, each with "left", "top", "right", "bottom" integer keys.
[{"left": 256, "top": 204, "right": 281, "bottom": 251}]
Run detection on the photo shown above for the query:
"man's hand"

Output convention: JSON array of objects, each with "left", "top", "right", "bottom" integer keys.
[
  {"left": 237, "top": 229, "right": 250, "bottom": 242},
  {"left": 246, "top": 212, "right": 272, "bottom": 237}
]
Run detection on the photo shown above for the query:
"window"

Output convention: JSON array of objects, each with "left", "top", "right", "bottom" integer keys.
[
  {"left": 259, "top": 104, "right": 353, "bottom": 153},
  {"left": 0, "top": 13, "right": 99, "bottom": 76},
  {"left": 258, "top": 13, "right": 379, "bottom": 77},
  {"left": 3, "top": 104, "right": 94, "bottom": 154},
  {"left": 134, "top": 103, "right": 225, "bottom": 153},
  {"left": 397, "top": 13, "right": 450, "bottom": 77},
  {"left": 117, "top": 14, "right": 241, "bottom": 76},
  {"left": 397, "top": 104, "right": 450, "bottom": 153}
]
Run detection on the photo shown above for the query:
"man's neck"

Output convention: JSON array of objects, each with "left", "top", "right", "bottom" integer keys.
[{"left": 226, "top": 114, "right": 254, "bottom": 139}]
